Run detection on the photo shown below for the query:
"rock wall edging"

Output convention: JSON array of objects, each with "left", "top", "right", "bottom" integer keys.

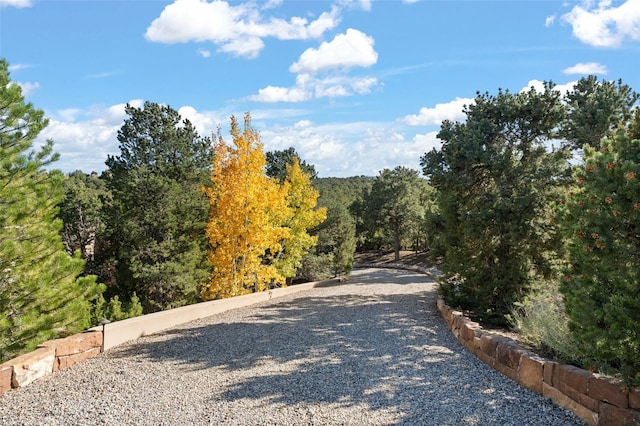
[{"left": 437, "top": 296, "right": 640, "bottom": 426}]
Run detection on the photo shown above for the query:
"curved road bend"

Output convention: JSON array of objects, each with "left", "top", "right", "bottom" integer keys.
[{"left": 1, "top": 268, "right": 583, "bottom": 425}]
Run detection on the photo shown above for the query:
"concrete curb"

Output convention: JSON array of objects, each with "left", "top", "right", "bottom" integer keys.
[{"left": 0, "top": 279, "right": 335, "bottom": 395}]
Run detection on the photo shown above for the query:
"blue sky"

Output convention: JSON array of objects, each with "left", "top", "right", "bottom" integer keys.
[{"left": 1, "top": 0, "right": 639, "bottom": 177}]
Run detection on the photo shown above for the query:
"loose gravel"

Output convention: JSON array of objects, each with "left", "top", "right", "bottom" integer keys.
[{"left": 0, "top": 268, "right": 584, "bottom": 425}]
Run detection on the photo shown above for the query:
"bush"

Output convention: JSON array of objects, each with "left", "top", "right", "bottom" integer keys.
[
  {"left": 510, "top": 281, "right": 583, "bottom": 363},
  {"left": 92, "top": 292, "right": 143, "bottom": 323}
]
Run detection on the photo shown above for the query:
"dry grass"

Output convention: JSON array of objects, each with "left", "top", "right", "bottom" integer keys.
[{"left": 353, "top": 250, "right": 434, "bottom": 268}]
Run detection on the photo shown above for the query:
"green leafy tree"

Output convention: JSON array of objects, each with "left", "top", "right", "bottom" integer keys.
[
  {"left": 101, "top": 101, "right": 212, "bottom": 312},
  {"left": 353, "top": 166, "right": 431, "bottom": 260},
  {"left": 0, "top": 59, "right": 102, "bottom": 361},
  {"left": 561, "top": 76, "right": 639, "bottom": 151},
  {"left": 421, "top": 84, "right": 571, "bottom": 324},
  {"left": 560, "top": 129, "right": 640, "bottom": 386},
  {"left": 266, "top": 147, "right": 317, "bottom": 181}
]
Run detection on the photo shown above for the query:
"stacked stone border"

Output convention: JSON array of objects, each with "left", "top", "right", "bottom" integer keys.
[
  {"left": 437, "top": 296, "right": 640, "bottom": 426},
  {"left": 0, "top": 279, "right": 329, "bottom": 396},
  {"left": 358, "top": 262, "right": 640, "bottom": 426}
]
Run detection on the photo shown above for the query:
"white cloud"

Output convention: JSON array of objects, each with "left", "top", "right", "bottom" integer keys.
[
  {"left": 38, "top": 115, "right": 122, "bottom": 173},
  {"left": 197, "top": 48, "right": 212, "bottom": 58},
  {"left": 250, "top": 85, "right": 312, "bottom": 103},
  {"left": 562, "top": 0, "right": 640, "bottom": 47},
  {"left": 522, "top": 79, "right": 578, "bottom": 95},
  {"left": 105, "top": 99, "right": 145, "bottom": 123},
  {"left": 38, "top": 101, "right": 439, "bottom": 177},
  {"left": 38, "top": 99, "right": 222, "bottom": 173},
  {"left": 0, "top": 0, "right": 32, "bottom": 8},
  {"left": 145, "top": 0, "right": 340, "bottom": 58},
  {"left": 249, "top": 73, "right": 379, "bottom": 103},
  {"left": 260, "top": 120, "right": 428, "bottom": 177},
  {"left": 290, "top": 28, "right": 378, "bottom": 73},
  {"left": 336, "top": 0, "right": 372, "bottom": 11},
  {"left": 562, "top": 62, "right": 608, "bottom": 75},
  {"left": 403, "top": 97, "right": 473, "bottom": 126},
  {"left": 545, "top": 14, "right": 556, "bottom": 27},
  {"left": 402, "top": 0, "right": 421, "bottom": 4},
  {"left": 56, "top": 108, "right": 81, "bottom": 122},
  {"left": 262, "top": 0, "right": 282, "bottom": 10},
  {"left": 16, "top": 81, "right": 39, "bottom": 97},
  {"left": 178, "top": 105, "right": 225, "bottom": 135},
  {"left": 7, "top": 63, "right": 31, "bottom": 72}
]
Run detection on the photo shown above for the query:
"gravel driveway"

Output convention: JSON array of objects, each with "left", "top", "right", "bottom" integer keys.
[{"left": 0, "top": 268, "right": 584, "bottom": 425}]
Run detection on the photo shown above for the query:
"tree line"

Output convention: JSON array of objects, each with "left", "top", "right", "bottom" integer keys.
[
  {"left": 0, "top": 60, "right": 331, "bottom": 362},
  {"left": 2, "top": 56, "right": 639, "bottom": 387}
]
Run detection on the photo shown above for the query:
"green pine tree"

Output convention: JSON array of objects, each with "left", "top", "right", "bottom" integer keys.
[
  {"left": 421, "top": 84, "right": 571, "bottom": 324},
  {"left": 0, "top": 59, "right": 102, "bottom": 362},
  {"left": 100, "top": 101, "right": 212, "bottom": 312},
  {"left": 560, "top": 129, "right": 640, "bottom": 386}
]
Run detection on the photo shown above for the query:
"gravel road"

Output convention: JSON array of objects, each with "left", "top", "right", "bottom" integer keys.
[{"left": 0, "top": 268, "right": 584, "bottom": 425}]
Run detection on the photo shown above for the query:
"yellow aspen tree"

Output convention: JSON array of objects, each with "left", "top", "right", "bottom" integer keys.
[
  {"left": 202, "top": 113, "right": 290, "bottom": 299},
  {"left": 274, "top": 159, "right": 327, "bottom": 282}
]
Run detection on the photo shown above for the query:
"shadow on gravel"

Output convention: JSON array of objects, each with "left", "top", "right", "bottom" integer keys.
[{"left": 110, "top": 269, "right": 582, "bottom": 425}]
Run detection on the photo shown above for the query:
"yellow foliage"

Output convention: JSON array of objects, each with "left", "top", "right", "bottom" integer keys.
[
  {"left": 202, "top": 113, "right": 291, "bottom": 299},
  {"left": 274, "top": 159, "right": 327, "bottom": 279}
]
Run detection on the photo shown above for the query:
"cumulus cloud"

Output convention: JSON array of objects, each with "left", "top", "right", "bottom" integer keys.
[
  {"left": 260, "top": 120, "right": 428, "bottom": 177},
  {"left": 249, "top": 73, "right": 378, "bottom": 103},
  {"left": 0, "top": 0, "right": 32, "bottom": 8},
  {"left": 562, "top": 0, "right": 640, "bottom": 47},
  {"left": 39, "top": 117, "right": 122, "bottom": 173},
  {"left": 145, "top": 0, "right": 340, "bottom": 58},
  {"left": 36, "top": 100, "right": 146, "bottom": 173},
  {"left": 38, "top": 100, "right": 437, "bottom": 177},
  {"left": 16, "top": 81, "right": 40, "bottom": 97},
  {"left": 522, "top": 79, "right": 578, "bottom": 95},
  {"left": 178, "top": 105, "right": 226, "bottom": 135},
  {"left": 562, "top": 62, "right": 608, "bottom": 75},
  {"left": 403, "top": 97, "right": 473, "bottom": 126},
  {"left": 290, "top": 28, "right": 378, "bottom": 73}
]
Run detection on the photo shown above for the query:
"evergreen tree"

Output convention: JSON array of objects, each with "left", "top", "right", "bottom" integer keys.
[
  {"left": 561, "top": 76, "right": 639, "bottom": 151},
  {"left": 266, "top": 147, "right": 317, "bottom": 181},
  {"left": 0, "top": 59, "right": 101, "bottom": 361},
  {"left": 101, "top": 101, "right": 212, "bottom": 312},
  {"left": 421, "top": 84, "right": 571, "bottom": 323},
  {"left": 353, "top": 166, "right": 431, "bottom": 260},
  {"left": 560, "top": 129, "right": 640, "bottom": 386}
]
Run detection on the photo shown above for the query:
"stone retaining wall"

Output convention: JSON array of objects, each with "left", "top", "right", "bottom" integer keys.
[
  {"left": 0, "top": 331, "right": 103, "bottom": 394},
  {"left": 437, "top": 296, "right": 640, "bottom": 426}
]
